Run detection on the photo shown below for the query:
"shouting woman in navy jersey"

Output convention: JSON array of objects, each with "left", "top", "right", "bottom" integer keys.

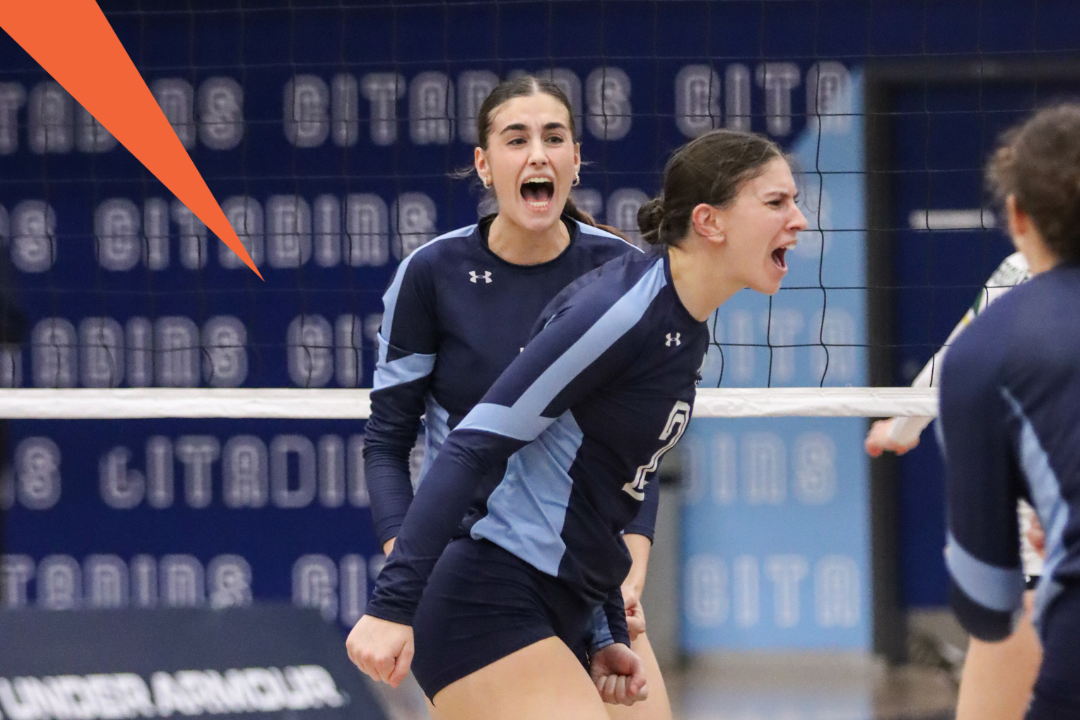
[
  {"left": 349, "top": 128, "right": 806, "bottom": 719},
  {"left": 358, "top": 75, "right": 673, "bottom": 719}
]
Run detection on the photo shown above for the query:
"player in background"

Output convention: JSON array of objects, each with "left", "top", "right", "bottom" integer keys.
[
  {"left": 938, "top": 103, "right": 1080, "bottom": 720},
  {"left": 348, "top": 128, "right": 806, "bottom": 720},
  {"left": 865, "top": 252, "right": 1043, "bottom": 720},
  {"left": 359, "top": 76, "right": 672, "bottom": 719}
]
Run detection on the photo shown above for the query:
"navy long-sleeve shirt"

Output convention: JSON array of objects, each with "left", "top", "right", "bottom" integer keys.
[
  {"left": 939, "top": 263, "right": 1080, "bottom": 641},
  {"left": 366, "top": 247, "right": 708, "bottom": 641},
  {"left": 363, "top": 216, "right": 657, "bottom": 546}
]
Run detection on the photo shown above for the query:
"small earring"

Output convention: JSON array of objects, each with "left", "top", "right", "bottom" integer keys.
[
  {"left": 572, "top": 174, "right": 580, "bottom": 186},
  {"left": 482, "top": 177, "right": 491, "bottom": 189}
]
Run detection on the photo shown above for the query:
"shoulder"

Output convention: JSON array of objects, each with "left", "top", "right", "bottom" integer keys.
[
  {"left": 538, "top": 250, "right": 667, "bottom": 335},
  {"left": 399, "top": 224, "right": 478, "bottom": 273},
  {"left": 572, "top": 220, "right": 642, "bottom": 259},
  {"left": 1000, "top": 266, "right": 1080, "bottom": 366},
  {"left": 975, "top": 266, "right": 1056, "bottom": 332},
  {"left": 383, "top": 225, "right": 478, "bottom": 311}
]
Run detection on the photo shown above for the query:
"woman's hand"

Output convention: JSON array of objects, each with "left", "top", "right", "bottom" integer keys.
[
  {"left": 865, "top": 419, "right": 920, "bottom": 457},
  {"left": 621, "top": 585, "right": 647, "bottom": 641},
  {"left": 345, "top": 615, "right": 414, "bottom": 687},
  {"left": 589, "top": 643, "right": 649, "bottom": 706}
]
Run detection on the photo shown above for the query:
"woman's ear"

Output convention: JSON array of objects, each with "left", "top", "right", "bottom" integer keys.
[
  {"left": 690, "top": 203, "right": 725, "bottom": 243},
  {"left": 475, "top": 146, "right": 490, "bottom": 185}
]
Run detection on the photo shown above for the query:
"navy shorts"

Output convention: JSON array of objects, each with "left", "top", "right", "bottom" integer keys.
[
  {"left": 410, "top": 537, "right": 595, "bottom": 700},
  {"left": 1027, "top": 584, "right": 1080, "bottom": 719}
]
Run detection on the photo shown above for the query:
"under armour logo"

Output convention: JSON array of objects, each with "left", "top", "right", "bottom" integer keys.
[
  {"left": 469, "top": 270, "right": 492, "bottom": 284},
  {"left": 665, "top": 333, "right": 681, "bottom": 347}
]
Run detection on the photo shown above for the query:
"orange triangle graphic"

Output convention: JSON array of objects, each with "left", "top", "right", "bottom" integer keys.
[{"left": 0, "top": 2, "right": 263, "bottom": 279}]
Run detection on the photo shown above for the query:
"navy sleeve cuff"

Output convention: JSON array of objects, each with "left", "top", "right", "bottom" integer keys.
[
  {"left": 588, "top": 590, "right": 630, "bottom": 654},
  {"left": 949, "top": 582, "right": 1018, "bottom": 642},
  {"left": 622, "top": 524, "right": 655, "bottom": 543},
  {"left": 362, "top": 604, "right": 415, "bottom": 627}
]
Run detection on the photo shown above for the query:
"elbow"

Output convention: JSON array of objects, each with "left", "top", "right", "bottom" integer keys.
[
  {"left": 362, "top": 434, "right": 414, "bottom": 466},
  {"left": 949, "top": 583, "right": 1019, "bottom": 643}
]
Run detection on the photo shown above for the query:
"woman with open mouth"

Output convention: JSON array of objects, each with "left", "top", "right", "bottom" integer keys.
[
  {"left": 349, "top": 124, "right": 806, "bottom": 720},
  {"left": 354, "top": 74, "right": 674, "bottom": 720}
]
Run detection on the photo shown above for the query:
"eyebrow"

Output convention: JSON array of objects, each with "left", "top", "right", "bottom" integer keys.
[
  {"left": 499, "top": 121, "right": 570, "bottom": 135},
  {"left": 765, "top": 189, "right": 800, "bottom": 201}
]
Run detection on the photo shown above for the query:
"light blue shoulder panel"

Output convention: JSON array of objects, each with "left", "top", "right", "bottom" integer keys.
[
  {"left": 457, "top": 257, "right": 666, "bottom": 442},
  {"left": 373, "top": 225, "right": 476, "bottom": 389},
  {"left": 574, "top": 219, "right": 643, "bottom": 253}
]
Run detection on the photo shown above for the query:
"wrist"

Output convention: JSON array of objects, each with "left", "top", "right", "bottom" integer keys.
[
  {"left": 364, "top": 600, "right": 415, "bottom": 628},
  {"left": 589, "top": 636, "right": 615, "bottom": 655},
  {"left": 622, "top": 573, "right": 646, "bottom": 599}
]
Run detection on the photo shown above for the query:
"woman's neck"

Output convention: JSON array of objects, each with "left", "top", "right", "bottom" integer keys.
[
  {"left": 487, "top": 214, "right": 570, "bottom": 265},
  {"left": 667, "top": 243, "right": 743, "bottom": 322},
  {"left": 1018, "top": 240, "right": 1060, "bottom": 276}
]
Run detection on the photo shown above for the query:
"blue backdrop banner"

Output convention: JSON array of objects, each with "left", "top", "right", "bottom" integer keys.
[{"left": 0, "top": 0, "right": 1072, "bottom": 650}]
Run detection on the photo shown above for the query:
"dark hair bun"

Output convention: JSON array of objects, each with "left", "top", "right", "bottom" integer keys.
[
  {"left": 639, "top": 129, "right": 781, "bottom": 247},
  {"left": 637, "top": 196, "right": 666, "bottom": 245}
]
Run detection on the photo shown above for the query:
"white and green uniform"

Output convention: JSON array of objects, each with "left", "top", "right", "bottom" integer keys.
[{"left": 888, "top": 252, "right": 1041, "bottom": 576}]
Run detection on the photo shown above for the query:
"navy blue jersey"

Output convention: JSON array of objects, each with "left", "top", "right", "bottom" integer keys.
[
  {"left": 939, "top": 264, "right": 1080, "bottom": 641},
  {"left": 363, "top": 217, "right": 656, "bottom": 546},
  {"left": 366, "top": 247, "right": 708, "bottom": 633}
]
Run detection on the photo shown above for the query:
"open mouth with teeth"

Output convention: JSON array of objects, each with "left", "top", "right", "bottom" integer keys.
[
  {"left": 771, "top": 247, "right": 789, "bottom": 270},
  {"left": 521, "top": 177, "right": 555, "bottom": 211}
]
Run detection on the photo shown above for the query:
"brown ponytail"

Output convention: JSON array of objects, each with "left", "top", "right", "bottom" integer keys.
[{"left": 563, "top": 195, "right": 632, "bottom": 242}]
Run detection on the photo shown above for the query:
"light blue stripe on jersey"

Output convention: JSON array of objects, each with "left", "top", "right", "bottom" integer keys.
[
  {"left": 575, "top": 219, "right": 643, "bottom": 253},
  {"left": 377, "top": 224, "right": 476, "bottom": 368},
  {"left": 588, "top": 604, "right": 615, "bottom": 651},
  {"left": 458, "top": 257, "right": 666, "bottom": 442},
  {"left": 470, "top": 410, "right": 585, "bottom": 575},
  {"left": 418, "top": 395, "right": 451, "bottom": 483},
  {"left": 945, "top": 531, "right": 1025, "bottom": 613},
  {"left": 1001, "top": 387, "right": 1072, "bottom": 629},
  {"left": 373, "top": 335, "right": 436, "bottom": 391}
]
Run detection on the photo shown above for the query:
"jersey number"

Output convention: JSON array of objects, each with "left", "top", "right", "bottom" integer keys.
[{"left": 623, "top": 400, "right": 692, "bottom": 501}]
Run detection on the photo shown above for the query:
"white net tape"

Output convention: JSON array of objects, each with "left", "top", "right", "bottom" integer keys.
[{"left": 0, "top": 388, "right": 937, "bottom": 420}]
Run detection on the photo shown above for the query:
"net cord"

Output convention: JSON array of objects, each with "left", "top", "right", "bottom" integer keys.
[{"left": 0, "top": 387, "right": 936, "bottom": 420}]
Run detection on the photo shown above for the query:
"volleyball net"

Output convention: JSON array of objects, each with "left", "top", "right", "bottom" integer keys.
[
  {"left": 1, "top": 0, "right": 1075, "bottom": 653},
  {"left": 0, "top": 388, "right": 937, "bottom": 419},
  {"left": 4, "top": 0, "right": 1066, "bottom": 406}
]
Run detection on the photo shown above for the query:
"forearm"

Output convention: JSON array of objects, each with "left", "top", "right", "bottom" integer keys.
[
  {"left": 364, "top": 387, "right": 427, "bottom": 545},
  {"left": 365, "top": 447, "right": 416, "bottom": 546},
  {"left": 885, "top": 342, "right": 948, "bottom": 445},
  {"left": 886, "top": 415, "right": 933, "bottom": 447},
  {"left": 622, "top": 533, "right": 652, "bottom": 597}
]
